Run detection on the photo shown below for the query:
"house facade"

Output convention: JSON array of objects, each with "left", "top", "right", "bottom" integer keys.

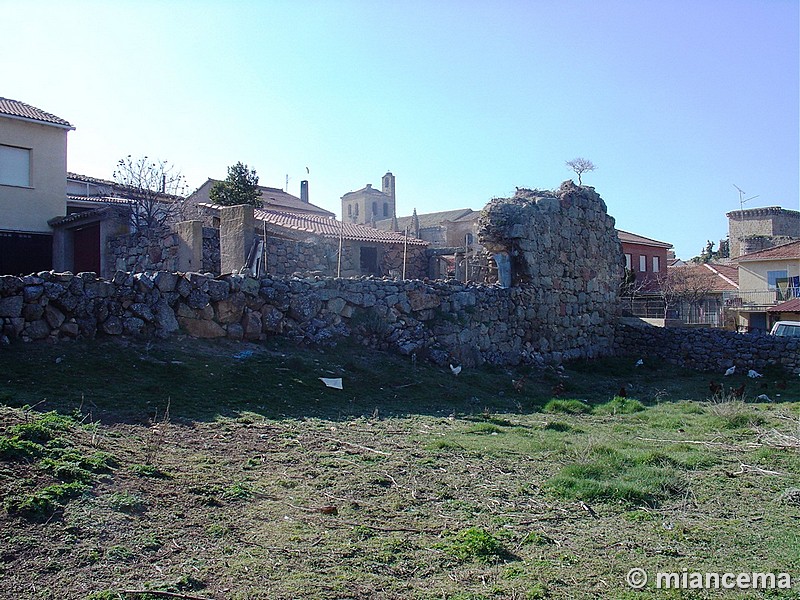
[
  {"left": 725, "top": 240, "right": 800, "bottom": 332},
  {"left": 617, "top": 230, "right": 672, "bottom": 293},
  {"left": 0, "top": 98, "right": 74, "bottom": 275}
]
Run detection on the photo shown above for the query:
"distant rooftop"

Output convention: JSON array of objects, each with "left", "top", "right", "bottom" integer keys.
[
  {"left": 736, "top": 240, "right": 800, "bottom": 262},
  {"left": 617, "top": 229, "right": 673, "bottom": 248},
  {"left": 0, "top": 97, "right": 73, "bottom": 129}
]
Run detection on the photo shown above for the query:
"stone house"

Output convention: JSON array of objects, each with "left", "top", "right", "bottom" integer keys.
[
  {"left": 0, "top": 97, "right": 73, "bottom": 275},
  {"left": 198, "top": 203, "right": 429, "bottom": 279}
]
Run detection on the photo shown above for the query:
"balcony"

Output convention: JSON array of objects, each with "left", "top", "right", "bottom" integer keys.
[{"left": 722, "top": 286, "right": 800, "bottom": 309}]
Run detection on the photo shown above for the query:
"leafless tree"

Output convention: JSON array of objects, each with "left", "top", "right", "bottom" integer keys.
[
  {"left": 565, "top": 157, "right": 596, "bottom": 185},
  {"left": 656, "top": 266, "right": 719, "bottom": 321},
  {"left": 113, "top": 155, "right": 188, "bottom": 235}
]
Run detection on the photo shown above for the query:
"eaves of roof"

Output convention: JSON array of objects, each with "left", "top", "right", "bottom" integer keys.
[
  {"left": 736, "top": 240, "right": 800, "bottom": 262},
  {"left": 0, "top": 97, "right": 74, "bottom": 129},
  {"left": 616, "top": 229, "right": 673, "bottom": 248}
]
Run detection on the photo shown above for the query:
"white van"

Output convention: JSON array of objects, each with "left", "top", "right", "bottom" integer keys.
[{"left": 769, "top": 321, "right": 800, "bottom": 337}]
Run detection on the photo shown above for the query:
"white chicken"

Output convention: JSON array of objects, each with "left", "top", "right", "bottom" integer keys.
[
  {"left": 724, "top": 365, "right": 736, "bottom": 377},
  {"left": 450, "top": 364, "right": 462, "bottom": 376},
  {"left": 747, "top": 369, "right": 763, "bottom": 378}
]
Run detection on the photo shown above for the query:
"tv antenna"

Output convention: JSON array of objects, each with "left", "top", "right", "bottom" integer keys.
[{"left": 733, "top": 184, "right": 759, "bottom": 216}]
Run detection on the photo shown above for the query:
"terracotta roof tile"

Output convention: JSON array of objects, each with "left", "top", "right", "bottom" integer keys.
[
  {"left": 0, "top": 97, "right": 73, "bottom": 128},
  {"left": 767, "top": 298, "right": 800, "bottom": 312},
  {"left": 617, "top": 229, "right": 673, "bottom": 248},
  {"left": 254, "top": 209, "right": 427, "bottom": 245}
]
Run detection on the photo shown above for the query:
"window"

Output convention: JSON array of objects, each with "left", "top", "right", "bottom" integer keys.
[
  {"left": 372, "top": 201, "right": 378, "bottom": 216},
  {"left": 383, "top": 203, "right": 388, "bottom": 217},
  {"left": 0, "top": 145, "right": 31, "bottom": 187},
  {"left": 639, "top": 255, "right": 647, "bottom": 272},
  {"left": 652, "top": 256, "right": 660, "bottom": 273},
  {"left": 347, "top": 204, "right": 352, "bottom": 216},
  {"left": 624, "top": 254, "right": 632, "bottom": 270},
  {"left": 767, "top": 270, "right": 788, "bottom": 290},
  {"left": 354, "top": 204, "right": 359, "bottom": 216}
]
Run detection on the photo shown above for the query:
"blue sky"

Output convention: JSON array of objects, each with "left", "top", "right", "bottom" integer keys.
[{"left": 3, "top": 0, "right": 798, "bottom": 259}]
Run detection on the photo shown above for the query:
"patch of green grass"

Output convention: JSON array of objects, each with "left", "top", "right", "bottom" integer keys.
[
  {"left": 222, "top": 481, "right": 253, "bottom": 501},
  {"left": 107, "top": 492, "right": 146, "bottom": 513},
  {"left": 444, "top": 527, "right": 513, "bottom": 563},
  {"left": 464, "top": 423, "right": 503, "bottom": 435},
  {"left": 545, "top": 447, "right": 684, "bottom": 505},
  {"left": 7, "top": 412, "right": 75, "bottom": 443},
  {"left": 543, "top": 399, "right": 591, "bottom": 414},
  {"left": 0, "top": 436, "right": 45, "bottom": 461},
  {"left": 593, "top": 396, "right": 645, "bottom": 415},
  {"left": 130, "top": 463, "right": 171, "bottom": 478},
  {"left": 4, "top": 482, "right": 89, "bottom": 520}
]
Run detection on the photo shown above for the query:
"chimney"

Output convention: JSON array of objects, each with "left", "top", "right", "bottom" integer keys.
[{"left": 300, "top": 180, "right": 309, "bottom": 203}]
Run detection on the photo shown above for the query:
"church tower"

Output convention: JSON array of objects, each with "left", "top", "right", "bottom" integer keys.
[{"left": 341, "top": 172, "right": 397, "bottom": 225}]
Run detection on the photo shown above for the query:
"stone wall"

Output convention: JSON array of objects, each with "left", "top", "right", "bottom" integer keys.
[
  {"left": 478, "top": 180, "right": 623, "bottom": 339},
  {"left": 0, "top": 271, "right": 616, "bottom": 366},
  {"left": 107, "top": 228, "right": 180, "bottom": 273},
  {"left": 615, "top": 319, "right": 800, "bottom": 375}
]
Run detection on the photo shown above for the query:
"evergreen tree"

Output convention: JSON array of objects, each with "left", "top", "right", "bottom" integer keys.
[{"left": 210, "top": 162, "right": 261, "bottom": 207}]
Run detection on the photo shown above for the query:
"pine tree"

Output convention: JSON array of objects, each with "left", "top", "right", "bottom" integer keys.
[{"left": 210, "top": 162, "right": 261, "bottom": 207}]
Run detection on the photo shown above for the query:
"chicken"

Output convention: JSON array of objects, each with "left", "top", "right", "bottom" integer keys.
[
  {"left": 709, "top": 380, "right": 722, "bottom": 396},
  {"left": 449, "top": 364, "right": 462, "bottom": 376},
  {"left": 724, "top": 366, "right": 736, "bottom": 377},
  {"left": 512, "top": 376, "right": 526, "bottom": 392},
  {"left": 747, "top": 369, "right": 763, "bottom": 379},
  {"left": 617, "top": 386, "right": 627, "bottom": 398},
  {"left": 552, "top": 382, "right": 566, "bottom": 397},
  {"left": 731, "top": 383, "right": 745, "bottom": 399}
]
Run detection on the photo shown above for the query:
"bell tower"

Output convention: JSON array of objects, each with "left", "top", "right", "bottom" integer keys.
[{"left": 381, "top": 171, "right": 396, "bottom": 220}]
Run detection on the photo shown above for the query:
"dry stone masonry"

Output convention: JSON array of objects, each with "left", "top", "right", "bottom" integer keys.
[{"left": 478, "top": 181, "right": 624, "bottom": 361}]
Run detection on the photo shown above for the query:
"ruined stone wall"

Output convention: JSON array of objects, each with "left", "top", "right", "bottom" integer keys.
[
  {"left": 478, "top": 181, "right": 624, "bottom": 354},
  {"left": 0, "top": 271, "right": 614, "bottom": 365},
  {"left": 615, "top": 320, "right": 800, "bottom": 375}
]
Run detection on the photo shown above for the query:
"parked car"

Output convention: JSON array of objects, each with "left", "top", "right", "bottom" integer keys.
[{"left": 769, "top": 321, "right": 800, "bottom": 337}]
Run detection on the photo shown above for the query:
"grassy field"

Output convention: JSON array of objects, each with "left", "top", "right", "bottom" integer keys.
[{"left": 0, "top": 336, "right": 798, "bottom": 599}]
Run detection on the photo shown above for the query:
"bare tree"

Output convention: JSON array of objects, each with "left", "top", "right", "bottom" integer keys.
[
  {"left": 656, "top": 266, "right": 719, "bottom": 322},
  {"left": 565, "top": 157, "right": 596, "bottom": 185},
  {"left": 113, "top": 155, "right": 188, "bottom": 234}
]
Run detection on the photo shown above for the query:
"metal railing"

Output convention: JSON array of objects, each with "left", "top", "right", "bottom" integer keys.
[{"left": 722, "top": 286, "right": 800, "bottom": 308}]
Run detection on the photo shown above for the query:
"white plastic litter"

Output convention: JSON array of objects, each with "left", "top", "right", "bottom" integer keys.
[{"left": 320, "top": 378, "right": 343, "bottom": 389}]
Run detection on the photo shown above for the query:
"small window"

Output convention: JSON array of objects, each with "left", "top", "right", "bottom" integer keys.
[
  {"left": 767, "top": 270, "right": 788, "bottom": 290},
  {"left": 372, "top": 201, "right": 378, "bottom": 216},
  {"left": 354, "top": 204, "right": 359, "bottom": 216},
  {"left": 624, "top": 254, "right": 632, "bottom": 270},
  {"left": 0, "top": 145, "right": 31, "bottom": 187},
  {"left": 639, "top": 255, "right": 647, "bottom": 272},
  {"left": 652, "top": 256, "right": 660, "bottom": 273},
  {"left": 383, "top": 203, "right": 388, "bottom": 217},
  {"left": 348, "top": 204, "right": 352, "bottom": 216}
]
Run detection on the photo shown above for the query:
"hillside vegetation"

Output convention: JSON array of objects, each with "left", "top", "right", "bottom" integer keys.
[{"left": 0, "top": 338, "right": 798, "bottom": 599}]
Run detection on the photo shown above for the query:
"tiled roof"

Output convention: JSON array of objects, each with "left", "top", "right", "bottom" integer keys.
[
  {"left": 736, "top": 240, "right": 800, "bottom": 262},
  {"left": 68, "top": 172, "right": 115, "bottom": 186},
  {"left": 702, "top": 263, "right": 739, "bottom": 291},
  {"left": 767, "top": 298, "right": 800, "bottom": 313},
  {"left": 0, "top": 97, "right": 73, "bottom": 128},
  {"left": 188, "top": 179, "right": 334, "bottom": 217},
  {"left": 669, "top": 263, "right": 738, "bottom": 292},
  {"left": 704, "top": 263, "right": 739, "bottom": 288},
  {"left": 68, "top": 195, "right": 132, "bottom": 205},
  {"left": 253, "top": 209, "right": 428, "bottom": 246},
  {"left": 617, "top": 229, "right": 673, "bottom": 248}
]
